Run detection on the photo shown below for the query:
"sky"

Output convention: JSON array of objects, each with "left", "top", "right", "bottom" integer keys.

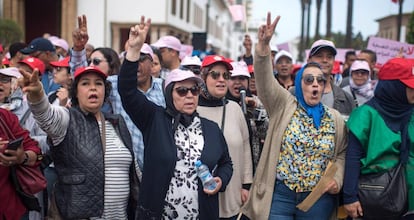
[{"left": 250, "top": 0, "right": 414, "bottom": 44}]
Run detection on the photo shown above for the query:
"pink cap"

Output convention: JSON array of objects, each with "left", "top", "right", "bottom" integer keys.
[
  {"left": 152, "top": 36, "right": 182, "bottom": 52},
  {"left": 0, "top": 67, "right": 22, "bottom": 78},
  {"left": 309, "top": 39, "right": 337, "bottom": 58},
  {"left": 274, "top": 50, "right": 293, "bottom": 64},
  {"left": 230, "top": 61, "right": 250, "bottom": 78},
  {"left": 350, "top": 60, "right": 370, "bottom": 73},
  {"left": 53, "top": 38, "right": 69, "bottom": 52},
  {"left": 201, "top": 55, "right": 233, "bottom": 70},
  {"left": 378, "top": 58, "right": 414, "bottom": 89},
  {"left": 181, "top": 56, "right": 202, "bottom": 66},
  {"left": 19, "top": 57, "right": 46, "bottom": 73},
  {"left": 164, "top": 68, "right": 203, "bottom": 89},
  {"left": 74, "top": 66, "right": 107, "bottom": 80},
  {"left": 140, "top": 43, "right": 154, "bottom": 60}
]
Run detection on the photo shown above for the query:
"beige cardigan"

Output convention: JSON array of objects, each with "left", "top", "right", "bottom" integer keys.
[{"left": 240, "top": 47, "right": 348, "bottom": 220}]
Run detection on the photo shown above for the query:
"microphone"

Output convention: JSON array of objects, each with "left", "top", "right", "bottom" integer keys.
[{"left": 239, "top": 86, "right": 247, "bottom": 115}]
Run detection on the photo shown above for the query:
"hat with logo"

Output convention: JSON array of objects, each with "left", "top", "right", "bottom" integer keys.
[
  {"left": 152, "top": 36, "right": 182, "bottom": 52},
  {"left": 19, "top": 57, "right": 46, "bottom": 73},
  {"left": 230, "top": 61, "right": 250, "bottom": 78},
  {"left": 274, "top": 50, "right": 293, "bottom": 64},
  {"left": 74, "top": 66, "right": 107, "bottom": 80},
  {"left": 378, "top": 58, "right": 414, "bottom": 89},
  {"left": 0, "top": 67, "right": 22, "bottom": 78},
  {"left": 201, "top": 55, "right": 233, "bottom": 70},
  {"left": 309, "top": 39, "right": 337, "bottom": 58},
  {"left": 20, "top": 37, "right": 56, "bottom": 54},
  {"left": 181, "top": 56, "right": 202, "bottom": 67},
  {"left": 140, "top": 43, "right": 154, "bottom": 60},
  {"left": 50, "top": 56, "right": 70, "bottom": 68},
  {"left": 164, "top": 68, "right": 203, "bottom": 89},
  {"left": 350, "top": 60, "right": 370, "bottom": 73}
]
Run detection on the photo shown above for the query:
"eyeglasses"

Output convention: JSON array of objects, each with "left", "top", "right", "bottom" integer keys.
[
  {"left": 175, "top": 86, "right": 200, "bottom": 97},
  {"left": 181, "top": 66, "right": 201, "bottom": 75},
  {"left": 352, "top": 70, "right": 369, "bottom": 76},
  {"left": 208, "top": 71, "right": 231, "bottom": 80},
  {"left": 302, "top": 75, "right": 326, "bottom": 86},
  {"left": 0, "top": 76, "right": 12, "bottom": 83},
  {"left": 88, "top": 58, "right": 107, "bottom": 66}
]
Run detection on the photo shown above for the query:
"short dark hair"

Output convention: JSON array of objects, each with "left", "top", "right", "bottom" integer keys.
[
  {"left": 345, "top": 50, "right": 356, "bottom": 59},
  {"left": 359, "top": 49, "right": 377, "bottom": 63}
]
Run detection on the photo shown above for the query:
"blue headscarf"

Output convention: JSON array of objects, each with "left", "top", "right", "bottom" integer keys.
[{"left": 294, "top": 63, "right": 325, "bottom": 128}]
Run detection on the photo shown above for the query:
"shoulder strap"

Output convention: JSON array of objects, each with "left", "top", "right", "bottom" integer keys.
[{"left": 350, "top": 89, "right": 359, "bottom": 107}]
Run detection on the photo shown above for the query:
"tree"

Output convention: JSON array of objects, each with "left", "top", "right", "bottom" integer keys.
[
  {"left": 345, "top": 0, "right": 353, "bottom": 47},
  {"left": 326, "top": 0, "right": 332, "bottom": 39},
  {"left": 406, "top": 11, "right": 414, "bottom": 44},
  {"left": 299, "top": 0, "right": 307, "bottom": 61},
  {"left": 306, "top": 0, "right": 312, "bottom": 47},
  {"left": 0, "top": 19, "right": 23, "bottom": 47},
  {"left": 314, "top": 0, "right": 322, "bottom": 40}
]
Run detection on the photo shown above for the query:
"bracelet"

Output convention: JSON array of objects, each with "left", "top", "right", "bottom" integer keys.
[{"left": 21, "top": 152, "right": 29, "bottom": 165}]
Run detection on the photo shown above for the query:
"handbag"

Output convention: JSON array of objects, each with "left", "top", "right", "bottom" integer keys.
[
  {"left": 358, "top": 128, "right": 409, "bottom": 219},
  {"left": 358, "top": 162, "right": 408, "bottom": 219},
  {"left": 0, "top": 115, "right": 46, "bottom": 211}
]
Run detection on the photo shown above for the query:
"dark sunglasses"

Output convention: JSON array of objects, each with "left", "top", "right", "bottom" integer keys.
[
  {"left": 175, "top": 86, "right": 200, "bottom": 97},
  {"left": 88, "top": 58, "right": 107, "bottom": 66},
  {"left": 180, "top": 66, "right": 201, "bottom": 75},
  {"left": 302, "top": 75, "right": 326, "bottom": 86},
  {"left": 208, "top": 71, "right": 231, "bottom": 80}
]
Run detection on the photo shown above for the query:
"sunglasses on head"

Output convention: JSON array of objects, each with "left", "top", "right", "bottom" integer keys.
[
  {"left": 175, "top": 85, "right": 200, "bottom": 97},
  {"left": 88, "top": 58, "right": 107, "bottom": 66},
  {"left": 208, "top": 71, "right": 231, "bottom": 80},
  {"left": 302, "top": 75, "right": 326, "bottom": 86}
]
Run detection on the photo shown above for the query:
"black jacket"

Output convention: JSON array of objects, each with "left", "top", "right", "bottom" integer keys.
[
  {"left": 52, "top": 107, "right": 139, "bottom": 219},
  {"left": 119, "top": 60, "right": 233, "bottom": 220}
]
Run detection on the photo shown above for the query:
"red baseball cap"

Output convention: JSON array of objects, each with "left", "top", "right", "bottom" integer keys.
[
  {"left": 19, "top": 57, "right": 46, "bottom": 73},
  {"left": 201, "top": 55, "right": 233, "bottom": 70},
  {"left": 74, "top": 66, "right": 107, "bottom": 80},
  {"left": 50, "top": 56, "right": 70, "bottom": 68},
  {"left": 378, "top": 58, "right": 414, "bottom": 88}
]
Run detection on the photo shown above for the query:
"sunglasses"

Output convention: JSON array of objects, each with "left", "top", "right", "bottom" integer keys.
[
  {"left": 302, "top": 75, "right": 326, "bottom": 86},
  {"left": 175, "top": 86, "right": 200, "bottom": 97},
  {"left": 208, "top": 71, "right": 231, "bottom": 80},
  {"left": 352, "top": 70, "right": 369, "bottom": 76},
  {"left": 0, "top": 76, "right": 11, "bottom": 83},
  {"left": 88, "top": 58, "right": 107, "bottom": 66},
  {"left": 181, "top": 66, "right": 201, "bottom": 75}
]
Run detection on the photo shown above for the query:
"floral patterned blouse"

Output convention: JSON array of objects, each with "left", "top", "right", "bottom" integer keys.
[{"left": 276, "top": 105, "right": 335, "bottom": 192}]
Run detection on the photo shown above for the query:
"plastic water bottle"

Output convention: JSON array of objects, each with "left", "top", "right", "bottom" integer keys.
[{"left": 195, "top": 160, "right": 217, "bottom": 191}]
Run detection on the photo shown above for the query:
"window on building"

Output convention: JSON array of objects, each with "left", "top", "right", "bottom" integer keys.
[
  {"left": 180, "top": 0, "right": 184, "bottom": 19},
  {"left": 172, "top": 0, "right": 177, "bottom": 15}
]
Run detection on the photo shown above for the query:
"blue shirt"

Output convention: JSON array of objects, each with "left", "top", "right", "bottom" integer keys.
[{"left": 108, "top": 75, "right": 165, "bottom": 170}]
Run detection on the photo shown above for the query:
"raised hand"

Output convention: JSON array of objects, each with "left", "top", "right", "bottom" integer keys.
[
  {"left": 18, "top": 68, "right": 44, "bottom": 103},
  {"left": 126, "top": 16, "right": 151, "bottom": 61},
  {"left": 257, "top": 12, "right": 280, "bottom": 55},
  {"left": 72, "top": 15, "right": 89, "bottom": 51}
]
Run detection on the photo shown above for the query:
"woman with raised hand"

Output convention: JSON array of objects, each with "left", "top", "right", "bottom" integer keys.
[
  {"left": 19, "top": 62, "right": 140, "bottom": 219},
  {"left": 118, "top": 16, "right": 232, "bottom": 220},
  {"left": 240, "top": 13, "right": 347, "bottom": 220}
]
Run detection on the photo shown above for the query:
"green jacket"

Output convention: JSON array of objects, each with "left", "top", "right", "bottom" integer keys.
[{"left": 347, "top": 105, "right": 414, "bottom": 211}]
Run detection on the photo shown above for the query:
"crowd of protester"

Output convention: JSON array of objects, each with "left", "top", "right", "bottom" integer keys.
[{"left": 0, "top": 12, "right": 413, "bottom": 220}]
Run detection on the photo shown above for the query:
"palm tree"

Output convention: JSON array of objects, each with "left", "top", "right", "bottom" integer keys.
[
  {"left": 397, "top": 0, "right": 404, "bottom": 41},
  {"left": 299, "top": 0, "right": 307, "bottom": 61},
  {"left": 326, "top": 0, "right": 332, "bottom": 39},
  {"left": 345, "top": 0, "right": 353, "bottom": 47},
  {"left": 314, "top": 0, "right": 322, "bottom": 40},
  {"left": 306, "top": 0, "right": 312, "bottom": 47}
]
